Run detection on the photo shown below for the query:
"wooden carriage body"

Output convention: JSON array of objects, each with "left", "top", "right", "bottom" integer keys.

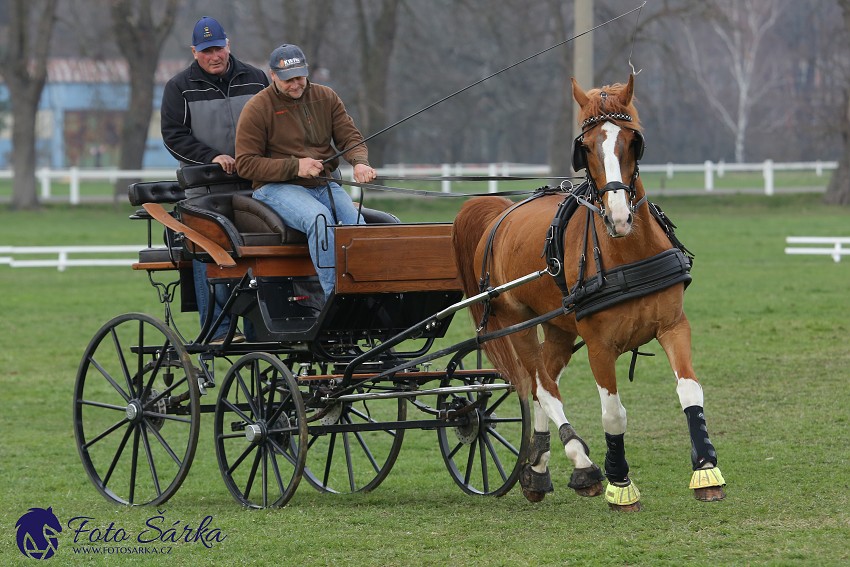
[{"left": 129, "top": 164, "right": 463, "bottom": 346}]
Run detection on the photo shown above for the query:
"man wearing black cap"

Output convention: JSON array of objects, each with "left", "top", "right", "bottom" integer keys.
[
  {"left": 235, "top": 44, "right": 377, "bottom": 299},
  {"left": 161, "top": 16, "right": 269, "bottom": 343}
]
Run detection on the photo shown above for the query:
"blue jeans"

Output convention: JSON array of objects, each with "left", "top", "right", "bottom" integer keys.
[
  {"left": 253, "top": 182, "right": 364, "bottom": 297},
  {"left": 192, "top": 259, "right": 232, "bottom": 339}
]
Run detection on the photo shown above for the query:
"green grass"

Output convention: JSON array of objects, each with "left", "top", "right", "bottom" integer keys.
[{"left": 1, "top": 194, "right": 849, "bottom": 566}]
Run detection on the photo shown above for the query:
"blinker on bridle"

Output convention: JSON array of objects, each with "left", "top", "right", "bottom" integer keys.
[{"left": 571, "top": 111, "right": 646, "bottom": 217}]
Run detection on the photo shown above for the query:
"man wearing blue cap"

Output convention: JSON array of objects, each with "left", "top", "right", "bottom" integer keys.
[
  {"left": 236, "top": 44, "right": 377, "bottom": 300},
  {"left": 161, "top": 16, "right": 269, "bottom": 343}
]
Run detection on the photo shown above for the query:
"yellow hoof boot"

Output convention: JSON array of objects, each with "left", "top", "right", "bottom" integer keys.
[
  {"left": 690, "top": 467, "right": 726, "bottom": 502},
  {"left": 689, "top": 467, "right": 726, "bottom": 490},
  {"left": 605, "top": 480, "right": 641, "bottom": 509}
]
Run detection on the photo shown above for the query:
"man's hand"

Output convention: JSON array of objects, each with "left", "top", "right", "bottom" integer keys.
[
  {"left": 298, "top": 157, "right": 324, "bottom": 178},
  {"left": 212, "top": 154, "right": 236, "bottom": 175},
  {"left": 353, "top": 163, "right": 377, "bottom": 183}
]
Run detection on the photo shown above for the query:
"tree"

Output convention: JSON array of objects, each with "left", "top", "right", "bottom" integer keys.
[
  {"left": 353, "top": 0, "right": 400, "bottom": 167},
  {"left": 824, "top": 0, "right": 850, "bottom": 205},
  {"left": 0, "top": 0, "right": 58, "bottom": 210},
  {"left": 110, "top": 0, "right": 179, "bottom": 196},
  {"left": 682, "top": 0, "right": 783, "bottom": 163}
]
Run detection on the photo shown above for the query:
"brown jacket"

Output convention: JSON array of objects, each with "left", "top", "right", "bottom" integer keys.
[{"left": 235, "top": 81, "right": 370, "bottom": 188}]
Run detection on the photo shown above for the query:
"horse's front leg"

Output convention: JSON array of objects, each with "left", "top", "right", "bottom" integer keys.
[
  {"left": 588, "top": 349, "right": 643, "bottom": 511},
  {"left": 658, "top": 318, "right": 727, "bottom": 502}
]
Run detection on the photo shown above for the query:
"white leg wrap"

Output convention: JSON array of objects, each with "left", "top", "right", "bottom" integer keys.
[
  {"left": 531, "top": 400, "right": 551, "bottom": 474},
  {"left": 534, "top": 377, "right": 592, "bottom": 469},
  {"left": 676, "top": 376, "right": 704, "bottom": 411},
  {"left": 597, "top": 384, "right": 627, "bottom": 435}
]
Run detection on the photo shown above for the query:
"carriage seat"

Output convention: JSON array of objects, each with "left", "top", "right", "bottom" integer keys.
[{"left": 179, "top": 190, "right": 401, "bottom": 253}]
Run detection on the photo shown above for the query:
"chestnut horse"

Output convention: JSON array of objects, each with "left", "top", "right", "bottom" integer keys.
[{"left": 451, "top": 75, "right": 725, "bottom": 510}]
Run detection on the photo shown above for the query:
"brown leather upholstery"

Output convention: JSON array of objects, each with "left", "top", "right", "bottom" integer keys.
[{"left": 232, "top": 193, "right": 308, "bottom": 244}]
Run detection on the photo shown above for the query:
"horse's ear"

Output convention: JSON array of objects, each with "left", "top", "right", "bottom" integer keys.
[
  {"left": 571, "top": 77, "right": 589, "bottom": 107},
  {"left": 622, "top": 74, "right": 635, "bottom": 106}
]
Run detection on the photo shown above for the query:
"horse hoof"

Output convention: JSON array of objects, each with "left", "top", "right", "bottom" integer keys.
[
  {"left": 604, "top": 479, "right": 641, "bottom": 510},
  {"left": 574, "top": 482, "right": 604, "bottom": 497},
  {"left": 608, "top": 501, "right": 643, "bottom": 512},
  {"left": 522, "top": 488, "right": 547, "bottom": 503},
  {"left": 694, "top": 486, "right": 726, "bottom": 502},
  {"left": 569, "top": 464, "right": 605, "bottom": 497}
]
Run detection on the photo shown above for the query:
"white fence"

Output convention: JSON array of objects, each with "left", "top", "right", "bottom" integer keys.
[
  {"left": 0, "top": 245, "right": 142, "bottom": 271},
  {"left": 784, "top": 237, "right": 850, "bottom": 263},
  {"left": 0, "top": 159, "right": 838, "bottom": 204}
]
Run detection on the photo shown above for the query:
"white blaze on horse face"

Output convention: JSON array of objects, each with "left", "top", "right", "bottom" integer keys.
[
  {"left": 675, "top": 376, "right": 704, "bottom": 411},
  {"left": 597, "top": 384, "right": 627, "bottom": 435},
  {"left": 601, "top": 122, "right": 632, "bottom": 236}
]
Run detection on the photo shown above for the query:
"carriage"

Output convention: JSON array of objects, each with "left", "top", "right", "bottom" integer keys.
[
  {"left": 72, "top": 162, "right": 533, "bottom": 509},
  {"left": 74, "top": 74, "right": 726, "bottom": 512}
]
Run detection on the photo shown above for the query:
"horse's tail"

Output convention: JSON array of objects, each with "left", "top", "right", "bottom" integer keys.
[{"left": 452, "top": 197, "right": 532, "bottom": 399}]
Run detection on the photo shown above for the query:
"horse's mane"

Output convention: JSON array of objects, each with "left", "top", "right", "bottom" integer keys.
[{"left": 580, "top": 82, "right": 642, "bottom": 130}]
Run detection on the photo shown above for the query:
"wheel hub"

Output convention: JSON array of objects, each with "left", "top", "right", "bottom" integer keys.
[
  {"left": 454, "top": 409, "right": 481, "bottom": 445},
  {"left": 125, "top": 400, "right": 143, "bottom": 423},
  {"left": 319, "top": 402, "right": 344, "bottom": 425},
  {"left": 245, "top": 423, "right": 266, "bottom": 444}
]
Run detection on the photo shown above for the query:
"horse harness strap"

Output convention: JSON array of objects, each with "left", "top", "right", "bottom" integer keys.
[
  {"left": 544, "top": 192, "right": 693, "bottom": 321},
  {"left": 475, "top": 186, "right": 565, "bottom": 331}
]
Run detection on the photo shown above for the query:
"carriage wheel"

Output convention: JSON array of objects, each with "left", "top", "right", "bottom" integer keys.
[
  {"left": 300, "top": 384, "right": 406, "bottom": 494},
  {"left": 73, "top": 313, "right": 200, "bottom": 506},
  {"left": 214, "top": 353, "right": 307, "bottom": 508},
  {"left": 436, "top": 374, "right": 530, "bottom": 496}
]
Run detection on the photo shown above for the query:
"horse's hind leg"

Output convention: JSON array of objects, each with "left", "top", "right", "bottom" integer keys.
[
  {"left": 658, "top": 319, "right": 726, "bottom": 502},
  {"left": 537, "top": 323, "right": 604, "bottom": 497}
]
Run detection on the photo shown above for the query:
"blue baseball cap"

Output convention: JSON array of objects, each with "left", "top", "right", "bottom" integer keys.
[
  {"left": 269, "top": 44, "right": 309, "bottom": 80},
  {"left": 192, "top": 16, "right": 227, "bottom": 51}
]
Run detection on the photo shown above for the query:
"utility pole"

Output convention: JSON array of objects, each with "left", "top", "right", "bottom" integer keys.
[{"left": 573, "top": 0, "right": 594, "bottom": 152}]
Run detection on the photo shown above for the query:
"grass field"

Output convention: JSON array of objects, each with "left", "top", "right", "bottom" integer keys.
[{"left": 1, "top": 192, "right": 849, "bottom": 566}]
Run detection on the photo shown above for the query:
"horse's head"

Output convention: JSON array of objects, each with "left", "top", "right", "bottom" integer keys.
[{"left": 571, "top": 74, "right": 644, "bottom": 238}]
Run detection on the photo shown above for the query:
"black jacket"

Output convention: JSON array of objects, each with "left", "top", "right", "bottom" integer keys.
[{"left": 160, "top": 55, "right": 269, "bottom": 166}]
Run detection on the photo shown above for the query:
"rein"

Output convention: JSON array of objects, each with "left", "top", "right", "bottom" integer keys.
[{"left": 316, "top": 175, "right": 579, "bottom": 199}]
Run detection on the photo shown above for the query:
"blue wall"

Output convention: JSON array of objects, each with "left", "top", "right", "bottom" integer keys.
[{"left": 0, "top": 82, "right": 179, "bottom": 169}]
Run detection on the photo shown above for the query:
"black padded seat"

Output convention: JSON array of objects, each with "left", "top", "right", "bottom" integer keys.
[
  {"left": 137, "top": 247, "right": 184, "bottom": 263},
  {"left": 177, "top": 164, "right": 252, "bottom": 195},
  {"left": 127, "top": 180, "right": 184, "bottom": 206}
]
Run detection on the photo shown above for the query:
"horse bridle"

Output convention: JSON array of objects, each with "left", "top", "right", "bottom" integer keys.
[{"left": 571, "top": 112, "right": 647, "bottom": 216}]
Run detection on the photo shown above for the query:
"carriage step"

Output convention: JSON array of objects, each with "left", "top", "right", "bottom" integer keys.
[{"left": 323, "top": 382, "right": 513, "bottom": 403}]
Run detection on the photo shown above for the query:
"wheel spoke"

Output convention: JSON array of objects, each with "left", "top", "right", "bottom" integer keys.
[
  {"left": 140, "top": 424, "right": 162, "bottom": 498},
  {"left": 244, "top": 447, "right": 263, "bottom": 501},
  {"left": 129, "top": 427, "right": 140, "bottom": 505},
  {"left": 144, "top": 421, "right": 183, "bottom": 467},
  {"left": 82, "top": 417, "right": 130, "bottom": 450},
  {"left": 79, "top": 399, "right": 126, "bottom": 412},
  {"left": 482, "top": 429, "right": 509, "bottom": 482},
  {"left": 463, "top": 439, "right": 477, "bottom": 486},
  {"left": 109, "top": 326, "right": 135, "bottom": 398},
  {"left": 235, "top": 369, "right": 259, "bottom": 417},
  {"left": 485, "top": 389, "right": 511, "bottom": 416},
  {"left": 102, "top": 424, "right": 134, "bottom": 487},
  {"left": 487, "top": 427, "right": 521, "bottom": 456},
  {"left": 140, "top": 338, "right": 170, "bottom": 400},
  {"left": 220, "top": 398, "right": 255, "bottom": 425},
  {"left": 323, "top": 433, "right": 338, "bottom": 487},
  {"left": 478, "top": 433, "right": 490, "bottom": 492},
  {"left": 88, "top": 357, "right": 132, "bottom": 403}
]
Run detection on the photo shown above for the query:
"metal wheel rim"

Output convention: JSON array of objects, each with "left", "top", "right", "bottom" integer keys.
[
  {"left": 214, "top": 352, "right": 307, "bottom": 508},
  {"left": 73, "top": 312, "right": 199, "bottom": 506}
]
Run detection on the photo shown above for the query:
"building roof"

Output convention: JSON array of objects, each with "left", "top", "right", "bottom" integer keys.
[{"left": 47, "top": 58, "right": 190, "bottom": 84}]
